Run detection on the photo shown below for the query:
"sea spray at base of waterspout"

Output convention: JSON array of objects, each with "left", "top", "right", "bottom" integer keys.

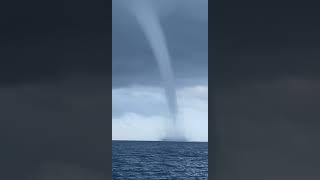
[
  {"left": 128, "top": 0, "right": 185, "bottom": 141},
  {"left": 162, "top": 113, "right": 186, "bottom": 142}
]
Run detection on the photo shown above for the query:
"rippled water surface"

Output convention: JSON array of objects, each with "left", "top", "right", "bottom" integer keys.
[{"left": 112, "top": 141, "right": 208, "bottom": 180}]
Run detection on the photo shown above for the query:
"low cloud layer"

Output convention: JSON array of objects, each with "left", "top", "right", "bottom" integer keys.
[{"left": 112, "top": 85, "right": 208, "bottom": 141}]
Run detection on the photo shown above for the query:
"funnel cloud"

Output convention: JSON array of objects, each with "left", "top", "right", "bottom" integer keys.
[{"left": 127, "top": 0, "right": 184, "bottom": 140}]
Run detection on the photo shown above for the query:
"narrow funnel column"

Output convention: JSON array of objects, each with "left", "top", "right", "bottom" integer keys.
[{"left": 129, "top": 0, "right": 185, "bottom": 141}]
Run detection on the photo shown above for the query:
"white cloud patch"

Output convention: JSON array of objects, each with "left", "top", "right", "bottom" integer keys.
[
  {"left": 112, "top": 85, "right": 208, "bottom": 142},
  {"left": 112, "top": 113, "right": 167, "bottom": 141}
]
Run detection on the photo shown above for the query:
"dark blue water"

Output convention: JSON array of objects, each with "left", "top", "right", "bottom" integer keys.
[{"left": 112, "top": 141, "right": 208, "bottom": 180}]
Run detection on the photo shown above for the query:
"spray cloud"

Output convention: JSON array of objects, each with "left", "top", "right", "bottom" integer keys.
[{"left": 127, "top": 0, "right": 184, "bottom": 140}]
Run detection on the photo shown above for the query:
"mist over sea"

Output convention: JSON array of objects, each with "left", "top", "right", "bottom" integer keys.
[{"left": 112, "top": 141, "right": 208, "bottom": 180}]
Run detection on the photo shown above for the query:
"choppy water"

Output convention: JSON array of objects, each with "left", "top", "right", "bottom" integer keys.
[{"left": 112, "top": 141, "right": 208, "bottom": 180}]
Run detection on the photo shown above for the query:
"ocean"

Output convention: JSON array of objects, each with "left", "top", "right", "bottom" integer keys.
[{"left": 112, "top": 141, "right": 208, "bottom": 180}]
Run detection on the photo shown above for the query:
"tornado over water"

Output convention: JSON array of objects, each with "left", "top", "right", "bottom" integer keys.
[{"left": 128, "top": 0, "right": 184, "bottom": 140}]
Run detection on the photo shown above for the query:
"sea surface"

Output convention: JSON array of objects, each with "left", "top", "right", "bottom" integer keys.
[{"left": 112, "top": 141, "right": 208, "bottom": 180}]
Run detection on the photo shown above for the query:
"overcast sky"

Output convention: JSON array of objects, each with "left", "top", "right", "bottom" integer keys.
[{"left": 112, "top": 0, "right": 208, "bottom": 141}]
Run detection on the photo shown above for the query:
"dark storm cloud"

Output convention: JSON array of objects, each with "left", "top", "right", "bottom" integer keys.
[{"left": 112, "top": 0, "right": 208, "bottom": 87}]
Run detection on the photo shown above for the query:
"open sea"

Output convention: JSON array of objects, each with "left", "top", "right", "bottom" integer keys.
[{"left": 112, "top": 141, "right": 208, "bottom": 180}]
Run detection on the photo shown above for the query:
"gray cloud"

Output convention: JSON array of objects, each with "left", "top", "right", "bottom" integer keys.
[{"left": 112, "top": 0, "right": 208, "bottom": 88}]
